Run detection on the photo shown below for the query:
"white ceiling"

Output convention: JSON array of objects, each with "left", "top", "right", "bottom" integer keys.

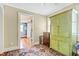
[{"left": 5, "top": 3, "right": 72, "bottom": 16}]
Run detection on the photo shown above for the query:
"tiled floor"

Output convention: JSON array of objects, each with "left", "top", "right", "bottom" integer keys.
[{"left": 0, "top": 45, "right": 63, "bottom": 56}]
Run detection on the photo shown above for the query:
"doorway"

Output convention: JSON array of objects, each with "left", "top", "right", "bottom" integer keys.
[{"left": 18, "top": 13, "right": 33, "bottom": 50}]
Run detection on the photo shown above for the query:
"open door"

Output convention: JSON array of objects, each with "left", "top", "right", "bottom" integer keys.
[{"left": 18, "top": 13, "right": 33, "bottom": 50}]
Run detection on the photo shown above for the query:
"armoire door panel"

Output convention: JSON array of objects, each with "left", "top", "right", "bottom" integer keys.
[
  {"left": 51, "top": 39, "right": 58, "bottom": 50},
  {"left": 58, "top": 11, "right": 72, "bottom": 37},
  {"left": 58, "top": 36, "right": 71, "bottom": 42},
  {"left": 59, "top": 41, "right": 70, "bottom": 55}
]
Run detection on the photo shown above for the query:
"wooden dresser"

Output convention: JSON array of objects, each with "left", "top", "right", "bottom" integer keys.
[{"left": 39, "top": 32, "right": 50, "bottom": 47}]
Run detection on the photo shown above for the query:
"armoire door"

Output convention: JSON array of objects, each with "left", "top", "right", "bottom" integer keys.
[
  {"left": 59, "top": 41, "right": 70, "bottom": 55},
  {"left": 58, "top": 10, "right": 72, "bottom": 55},
  {"left": 58, "top": 10, "right": 72, "bottom": 38},
  {"left": 50, "top": 15, "right": 59, "bottom": 50},
  {"left": 51, "top": 38, "right": 58, "bottom": 51},
  {"left": 50, "top": 10, "right": 73, "bottom": 56},
  {"left": 51, "top": 16, "right": 59, "bottom": 36}
]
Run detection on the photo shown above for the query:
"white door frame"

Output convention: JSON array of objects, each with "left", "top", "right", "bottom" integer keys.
[{"left": 18, "top": 12, "right": 34, "bottom": 49}]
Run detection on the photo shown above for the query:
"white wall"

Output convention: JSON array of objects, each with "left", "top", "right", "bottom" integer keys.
[
  {"left": 4, "top": 5, "right": 18, "bottom": 49},
  {"left": 0, "top": 7, "right": 3, "bottom": 50},
  {"left": 33, "top": 15, "right": 46, "bottom": 44}
]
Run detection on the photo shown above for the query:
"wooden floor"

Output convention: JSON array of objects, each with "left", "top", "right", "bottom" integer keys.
[{"left": 20, "top": 37, "right": 32, "bottom": 48}]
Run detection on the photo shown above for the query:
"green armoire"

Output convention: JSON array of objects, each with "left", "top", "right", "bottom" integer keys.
[{"left": 50, "top": 9, "right": 78, "bottom": 56}]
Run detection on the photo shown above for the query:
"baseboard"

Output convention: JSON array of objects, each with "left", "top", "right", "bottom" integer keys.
[
  {"left": 32, "top": 41, "right": 39, "bottom": 45},
  {"left": 2, "top": 46, "right": 20, "bottom": 52}
]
